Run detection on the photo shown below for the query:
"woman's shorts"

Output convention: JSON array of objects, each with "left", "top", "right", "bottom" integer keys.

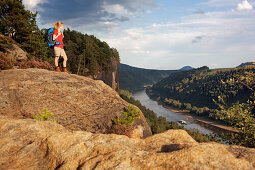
[{"left": 54, "top": 47, "right": 67, "bottom": 58}]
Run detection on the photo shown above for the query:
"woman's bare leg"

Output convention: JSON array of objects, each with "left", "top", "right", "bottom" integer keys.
[
  {"left": 55, "top": 56, "right": 60, "bottom": 67},
  {"left": 63, "top": 55, "right": 68, "bottom": 67}
]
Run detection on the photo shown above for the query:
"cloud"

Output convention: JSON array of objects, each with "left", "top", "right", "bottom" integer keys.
[
  {"left": 25, "top": 0, "right": 155, "bottom": 34},
  {"left": 23, "top": 0, "right": 47, "bottom": 12},
  {"left": 104, "top": 9, "right": 255, "bottom": 69},
  {"left": 102, "top": 3, "right": 133, "bottom": 15},
  {"left": 204, "top": 0, "right": 240, "bottom": 7},
  {"left": 24, "top": 0, "right": 255, "bottom": 69},
  {"left": 204, "top": 0, "right": 253, "bottom": 11},
  {"left": 237, "top": 0, "right": 253, "bottom": 10}
]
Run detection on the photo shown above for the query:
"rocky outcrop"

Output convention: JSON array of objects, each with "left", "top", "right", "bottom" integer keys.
[
  {"left": 96, "top": 58, "right": 120, "bottom": 92},
  {"left": 0, "top": 68, "right": 151, "bottom": 138},
  {"left": 0, "top": 34, "right": 27, "bottom": 62},
  {"left": 0, "top": 116, "right": 254, "bottom": 169}
]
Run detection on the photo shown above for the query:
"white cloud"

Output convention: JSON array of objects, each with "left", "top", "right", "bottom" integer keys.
[
  {"left": 23, "top": 0, "right": 47, "bottom": 11},
  {"left": 204, "top": 0, "right": 239, "bottom": 7},
  {"left": 102, "top": 1, "right": 156, "bottom": 16},
  {"left": 34, "top": 0, "right": 156, "bottom": 35},
  {"left": 124, "top": 28, "right": 147, "bottom": 39},
  {"left": 31, "top": 0, "right": 255, "bottom": 69},
  {"left": 237, "top": 0, "right": 253, "bottom": 10},
  {"left": 103, "top": 9, "right": 255, "bottom": 69},
  {"left": 103, "top": 3, "right": 133, "bottom": 15}
]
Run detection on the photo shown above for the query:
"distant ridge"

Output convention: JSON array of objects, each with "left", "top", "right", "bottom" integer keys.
[
  {"left": 120, "top": 63, "right": 172, "bottom": 71},
  {"left": 180, "top": 66, "right": 194, "bottom": 71},
  {"left": 237, "top": 62, "right": 255, "bottom": 68},
  {"left": 119, "top": 63, "right": 176, "bottom": 91}
]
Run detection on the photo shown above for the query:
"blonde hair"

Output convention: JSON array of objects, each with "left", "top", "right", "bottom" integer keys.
[{"left": 54, "top": 22, "right": 63, "bottom": 30}]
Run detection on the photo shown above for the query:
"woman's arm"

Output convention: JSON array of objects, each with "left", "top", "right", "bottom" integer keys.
[{"left": 53, "top": 32, "right": 61, "bottom": 41}]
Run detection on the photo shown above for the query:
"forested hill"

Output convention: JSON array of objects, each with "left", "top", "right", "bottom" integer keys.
[
  {"left": 150, "top": 66, "right": 255, "bottom": 109},
  {"left": 119, "top": 63, "right": 177, "bottom": 91},
  {"left": 44, "top": 29, "right": 120, "bottom": 77},
  {"left": 237, "top": 62, "right": 255, "bottom": 68}
]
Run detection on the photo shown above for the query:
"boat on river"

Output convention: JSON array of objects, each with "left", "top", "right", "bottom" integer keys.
[{"left": 178, "top": 120, "right": 187, "bottom": 125}]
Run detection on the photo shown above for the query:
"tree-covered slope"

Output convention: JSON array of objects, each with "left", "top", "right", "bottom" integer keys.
[
  {"left": 237, "top": 62, "right": 255, "bottom": 68},
  {"left": 150, "top": 66, "right": 255, "bottom": 109},
  {"left": 119, "top": 63, "right": 176, "bottom": 91},
  {"left": 61, "top": 29, "right": 120, "bottom": 76}
]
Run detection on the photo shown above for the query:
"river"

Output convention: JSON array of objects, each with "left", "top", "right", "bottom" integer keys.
[{"left": 132, "top": 89, "right": 214, "bottom": 135}]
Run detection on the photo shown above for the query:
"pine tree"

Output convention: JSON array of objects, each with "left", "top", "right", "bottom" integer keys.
[
  {"left": 0, "top": 0, "right": 48, "bottom": 60},
  {"left": 0, "top": 0, "right": 35, "bottom": 42}
]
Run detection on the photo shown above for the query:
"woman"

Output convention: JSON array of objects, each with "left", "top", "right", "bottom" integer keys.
[{"left": 53, "top": 22, "right": 70, "bottom": 73}]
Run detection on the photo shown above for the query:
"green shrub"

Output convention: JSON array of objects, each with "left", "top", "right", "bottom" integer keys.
[
  {"left": 191, "top": 106, "right": 198, "bottom": 114},
  {"left": 184, "top": 103, "right": 192, "bottom": 110},
  {"left": 119, "top": 90, "right": 132, "bottom": 99},
  {"left": 113, "top": 105, "right": 141, "bottom": 128},
  {"left": 33, "top": 108, "right": 56, "bottom": 122},
  {"left": 186, "top": 128, "right": 219, "bottom": 143},
  {"left": 0, "top": 38, "right": 11, "bottom": 48},
  {"left": 107, "top": 105, "right": 141, "bottom": 137}
]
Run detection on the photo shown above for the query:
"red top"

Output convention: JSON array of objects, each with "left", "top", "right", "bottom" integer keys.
[{"left": 53, "top": 30, "right": 64, "bottom": 49}]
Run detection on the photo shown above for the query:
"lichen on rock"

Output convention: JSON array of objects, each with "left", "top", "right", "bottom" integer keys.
[
  {"left": 0, "top": 116, "right": 254, "bottom": 169},
  {"left": 0, "top": 68, "right": 152, "bottom": 138}
]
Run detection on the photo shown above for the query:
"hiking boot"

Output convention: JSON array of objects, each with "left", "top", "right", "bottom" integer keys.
[
  {"left": 56, "top": 67, "right": 61, "bottom": 72},
  {"left": 63, "top": 68, "right": 70, "bottom": 74}
]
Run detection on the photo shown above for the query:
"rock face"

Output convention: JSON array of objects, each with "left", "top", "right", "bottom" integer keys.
[
  {"left": 96, "top": 58, "right": 120, "bottom": 92},
  {"left": 0, "top": 116, "right": 254, "bottom": 170},
  {"left": 0, "top": 68, "right": 151, "bottom": 138},
  {"left": 0, "top": 34, "right": 27, "bottom": 62}
]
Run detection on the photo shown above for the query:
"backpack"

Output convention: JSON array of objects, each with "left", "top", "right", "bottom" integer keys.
[{"left": 47, "top": 28, "right": 62, "bottom": 47}]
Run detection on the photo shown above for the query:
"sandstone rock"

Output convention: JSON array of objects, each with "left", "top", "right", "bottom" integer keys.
[
  {"left": 0, "top": 116, "right": 254, "bottom": 169},
  {"left": 0, "top": 68, "right": 151, "bottom": 138},
  {"left": 5, "top": 43, "right": 27, "bottom": 62},
  {"left": 0, "top": 34, "right": 27, "bottom": 62},
  {"left": 96, "top": 58, "right": 120, "bottom": 92}
]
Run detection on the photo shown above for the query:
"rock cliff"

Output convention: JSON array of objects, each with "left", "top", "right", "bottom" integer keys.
[
  {"left": 0, "top": 68, "right": 151, "bottom": 138},
  {"left": 0, "top": 116, "right": 254, "bottom": 169},
  {"left": 96, "top": 58, "right": 120, "bottom": 92}
]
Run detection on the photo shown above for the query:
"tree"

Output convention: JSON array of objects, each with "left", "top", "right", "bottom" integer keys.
[
  {"left": 1, "top": 0, "right": 34, "bottom": 41},
  {"left": 22, "top": 27, "right": 48, "bottom": 60},
  {"left": 184, "top": 103, "right": 192, "bottom": 110},
  {"left": 0, "top": 0, "right": 48, "bottom": 60},
  {"left": 214, "top": 71, "right": 255, "bottom": 147},
  {"left": 62, "top": 29, "right": 120, "bottom": 77}
]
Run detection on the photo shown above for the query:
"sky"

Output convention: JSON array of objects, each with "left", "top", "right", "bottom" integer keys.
[{"left": 23, "top": 0, "right": 255, "bottom": 70}]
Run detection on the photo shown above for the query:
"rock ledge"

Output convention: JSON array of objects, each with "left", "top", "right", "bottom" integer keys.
[
  {"left": 0, "top": 68, "right": 151, "bottom": 138},
  {"left": 0, "top": 116, "right": 254, "bottom": 169}
]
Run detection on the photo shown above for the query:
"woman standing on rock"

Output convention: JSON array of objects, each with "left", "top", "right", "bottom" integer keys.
[{"left": 53, "top": 22, "right": 70, "bottom": 73}]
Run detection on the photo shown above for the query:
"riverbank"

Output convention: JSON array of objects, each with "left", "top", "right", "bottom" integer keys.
[
  {"left": 145, "top": 89, "right": 239, "bottom": 134},
  {"left": 164, "top": 105, "right": 239, "bottom": 133}
]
